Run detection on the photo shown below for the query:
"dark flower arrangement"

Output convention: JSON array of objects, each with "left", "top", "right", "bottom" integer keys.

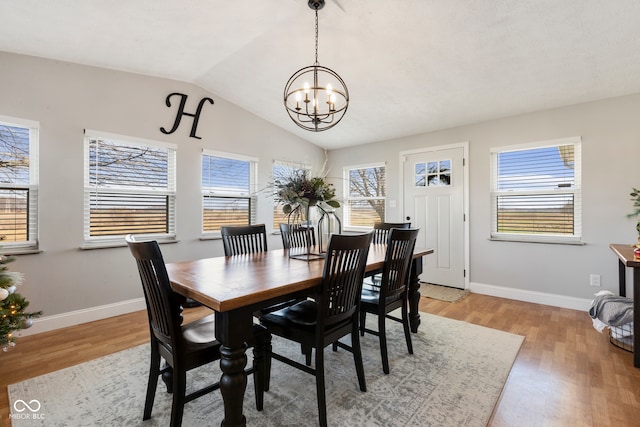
[{"left": 274, "top": 169, "right": 340, "bottom": 215}]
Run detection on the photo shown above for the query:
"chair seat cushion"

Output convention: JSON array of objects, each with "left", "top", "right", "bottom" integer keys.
[
  {"left": 360, "top": 289, "right": 380, "bottom": 304},
  {"left": 182, "top": 314, "right": 218, "bottom": 348},
  {"left": 284, "top": 300, "right": 318, "bottom": 326}
]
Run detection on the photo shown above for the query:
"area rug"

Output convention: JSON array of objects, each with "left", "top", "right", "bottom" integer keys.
[
  {"left": 8, "top": 313, "right": 523, "bottom": 427},
  {"left": 420, "top": 282, "right": 470, "bottom": 303}
]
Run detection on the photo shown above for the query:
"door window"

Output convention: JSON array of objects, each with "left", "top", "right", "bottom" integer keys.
[{"left": 415, "top": 159, "right": 451, "bottom": 187}]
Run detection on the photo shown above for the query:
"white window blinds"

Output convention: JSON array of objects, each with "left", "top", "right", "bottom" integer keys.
[
  {"left": 202, "top": 151, "right": 257, "bottom": 233},
  {"left": 490, "top": 137, "right": 582, "bottom": 243},
  {"left": 83, "top": 131, "right": 176, "bottom": 245},
  {"left": 0, "top": 117, "right": 38, "bottom": 251},
  {"left": 343, "top": 164, "right": 386, "bottom": 228}
]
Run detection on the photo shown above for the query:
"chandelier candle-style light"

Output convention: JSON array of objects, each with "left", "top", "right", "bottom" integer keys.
[{"left": 284, "top": 0, "right": 349, "bottom": 132}]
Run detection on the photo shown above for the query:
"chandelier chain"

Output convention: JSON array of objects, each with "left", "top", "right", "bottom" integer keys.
[{"left": 314, "top": 9, "right": 319, "bottom": 65}]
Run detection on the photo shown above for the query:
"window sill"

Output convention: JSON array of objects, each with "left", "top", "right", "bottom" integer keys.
[
  {"left": 81, "top": 237, "right": 178, "bottom": 250},
  {"left": 0, "top": 248, "right": 42, "bottom": 255},
  {"left": 489, "top": 236, "right": 585, "bottom": 246}
]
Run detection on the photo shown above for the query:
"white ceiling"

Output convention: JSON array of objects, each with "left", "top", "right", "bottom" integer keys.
[{"left": 2, "top": 0, "right": 640, "bottom": 150}]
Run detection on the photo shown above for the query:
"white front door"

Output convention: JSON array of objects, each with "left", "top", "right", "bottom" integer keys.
[{"left": 402, "top": 145, "right": 466, "bottom": 289}]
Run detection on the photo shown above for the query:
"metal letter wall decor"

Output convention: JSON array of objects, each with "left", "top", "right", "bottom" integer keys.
[{"left": 160, "top": 92, "right": 214, "bottom": 139}]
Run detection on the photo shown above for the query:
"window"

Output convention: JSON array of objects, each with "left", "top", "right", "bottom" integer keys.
[
  {"left": 202, "top": 151, "right": 257, "bottom": 233},
  {"left": 490, "top": 137, "right": 582, "bottom": 243},
  {"left": 343, "top": 163, "right": 386, "bottom": 228},
  {"left": 0, "top": 116, "right": 38, "bottom": 252},
  {"left": 415, "top": 159, "right": 451, "bottom": 187},
  {"left": 272, "top": 161, "right": 310, "bottom": 230},
  {"left": 83, "top": 130, "right": 176, "bottom": 247}
]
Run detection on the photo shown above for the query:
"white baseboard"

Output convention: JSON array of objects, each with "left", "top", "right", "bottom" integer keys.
[
  {"left": 16, "top": 298, "right": 146, "bottom": 338},
  {"left": 15, "top": 283, "right": 592, "bottom": 340},
  {"left": 469, "top": 281, "right": 592, "bottom": 311}
]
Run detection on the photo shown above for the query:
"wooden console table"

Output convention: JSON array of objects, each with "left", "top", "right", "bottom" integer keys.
[{"left": 609, "top": 244, "right": 640, "bottom": 367}]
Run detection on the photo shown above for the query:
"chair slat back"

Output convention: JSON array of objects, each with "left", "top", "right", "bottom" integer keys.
[
  {"left": 380, "top": 228, "right": 419, "bottom": 302},
  {"left": 319, "top": 232, "right": 373, "bottom": 327},
  {"left": 279, "top": 223, "right": 316, "bottom": 249},
  {"left": 126, "top": 235, "right": 183, "bottom": 348},
  {"left": 372, "top": 222, "right": 411, "bottom": 244},
  {"left": 221, "top": 224, "right": 268, "bottom": 256}
]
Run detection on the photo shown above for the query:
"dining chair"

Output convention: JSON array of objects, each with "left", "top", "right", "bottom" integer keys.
[
  {"left": 259, "top": 232, "right": 373, "bottom": 427},
  {"left": 279, "top": 223, "right": 316, "bottom": 249},
  {"left": 221, "top": 223, "right": 298, "bottom": 313},
  {"left": 126, "top": 235, "right": 268, "bottom": 427},
  {"left": 220, "top": 224, "right": 268, "bottom": 255},
  {"left": 372, "top": 221, "right": 412, "bottom": 244},
  {"left": 359, "top": 228, "right": 419, "bottom": 374},
  {"left": 363, "top": 221, "right": 412, "bottom": 293}
]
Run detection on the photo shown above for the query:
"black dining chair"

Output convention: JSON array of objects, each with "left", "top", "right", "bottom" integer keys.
[
  {"left": 221, "top": 223, "right": 298, "bottom": 313},
  {"left": 363, "top": 222, "right": 411, "bottom": 293},
  {"left": 260, "top": 232, "right": 373, "bottom": 427},
  {"left": 359, "top": 228, "right": 419, "bottom": 374},
  {"left": 220, "top": 224, "right": 268, "bottom": 255},
  {"left": 279, "top": 223, "right": 316, "bottom": 249},
  {"left": 126, "top": 235, "right": 268, "bottom": 427},
  {"left": 372, "top": 221, "right": 412, "bottom": 244}
]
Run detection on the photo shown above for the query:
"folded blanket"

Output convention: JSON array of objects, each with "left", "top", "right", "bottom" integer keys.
[{"left": 589, "top": 290, "right": 634, "bottom": 327}]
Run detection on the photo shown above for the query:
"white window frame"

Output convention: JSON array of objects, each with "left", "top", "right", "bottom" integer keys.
[
  {"left": 490, "top": 136, "right": 582, "bottom": 244},
  {"left": 0, "top": 115, "right": 39, "bottom": 253},
  {"left": 342, "top": 162, "right": 386, "bottom": 231},
  {"left": 272, "top": 160, "right": 311, "bottom": 233},
  {"left": 82, "top": 130, "right": 177, "bottom": 249},
  {"left": 201, "top": 150, "right": 258, "bottom": 237}
]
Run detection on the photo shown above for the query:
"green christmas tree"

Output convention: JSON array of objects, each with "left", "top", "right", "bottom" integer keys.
[{"left": 0, "top": 254, "right": 42, "bottom": 351}]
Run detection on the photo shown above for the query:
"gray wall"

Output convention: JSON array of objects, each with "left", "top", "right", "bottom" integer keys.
[
  {"left": 328, "top": 93, "right": 640, "bottom": 302},
  {"left": 3, "top": 49, "right": 640, "bottom": 331},
  {"left": 0, "top": 51, "right": 325, "bottom": 319}
]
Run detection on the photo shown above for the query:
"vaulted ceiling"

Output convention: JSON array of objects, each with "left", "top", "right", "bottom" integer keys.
[{"left": 2, "top": 0, "right": 640, "bottom": 149}]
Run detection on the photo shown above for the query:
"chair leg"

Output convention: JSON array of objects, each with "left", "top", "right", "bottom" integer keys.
[
  {"left": 378, "top": 312, "right": 390, "bottom": 374},
  {"left": 144, "top": 346, "right": 161, "bottom": 420},
  {"left": 359, "top": 310, "right": 366, "bottom": 336},
  {"left": 170, "top": 367, "right": 187, "bottom": 427},
  {"left": 402, "top": 302, "right": 413, "bottom": 355},
  {"left": 351, "top": 324, "right": 367, "bottom": 392},
  {"left": 264, "top": 332, "right": 272, "bottom": 392},
  {"left": 303, "top": 345, "right": 312, "bottom": 366},
  {"left": 315, "top": 346, "right": 328, "bottom": 427}
]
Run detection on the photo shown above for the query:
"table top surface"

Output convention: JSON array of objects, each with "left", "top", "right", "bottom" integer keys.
[
  {"left": 167, "top": 244, "right": 433, "bottom": 312},
  {"left": 609, "top": 243, "right": 640, "bottom": 268}
]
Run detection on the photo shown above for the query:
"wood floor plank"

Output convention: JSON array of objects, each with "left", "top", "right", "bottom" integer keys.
[{"left": 1, "top": 294, "right": 639, "bottom": 426}]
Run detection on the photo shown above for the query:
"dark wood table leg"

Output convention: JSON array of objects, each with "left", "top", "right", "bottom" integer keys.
[
  {"left": 619, "top": 259, "right": 627, "bottom": 297},
  {"left": 215, "top": 310, "right": 253, "bottom": 427},
  {"left": 408, "top": 256, "right": 423, "bottom": 333},
  {"left": 634, "top": 267, "right": 639, "bottom": 368}
]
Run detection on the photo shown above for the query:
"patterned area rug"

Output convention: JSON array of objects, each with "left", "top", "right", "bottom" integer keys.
[
  {"left": 8, "top": 313, "right": 523, "bottom": 427},
  {"left": 420, "top": 283, "right": 470, "bottom": 303}
]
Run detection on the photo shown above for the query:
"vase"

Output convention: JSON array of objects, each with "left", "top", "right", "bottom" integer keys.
[
  {"left": 316, "top": 203, "right": 342, "bottom": 253},
  {"left": 287, "top": 203, "right": 324, "bottom": 261}
]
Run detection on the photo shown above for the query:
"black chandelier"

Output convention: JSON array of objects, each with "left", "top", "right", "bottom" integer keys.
[{"left": 283, "top": 0, "right": 349, "bottom": 132}]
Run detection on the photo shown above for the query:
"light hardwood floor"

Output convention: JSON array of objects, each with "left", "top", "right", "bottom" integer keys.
[{"left": 1, "top": 293, "right": 639, "bottom": 426}]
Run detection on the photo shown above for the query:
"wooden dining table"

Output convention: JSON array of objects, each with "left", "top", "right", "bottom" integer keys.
[{"left": 166, "top": 244, "right": 433, "bottom": 426}]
